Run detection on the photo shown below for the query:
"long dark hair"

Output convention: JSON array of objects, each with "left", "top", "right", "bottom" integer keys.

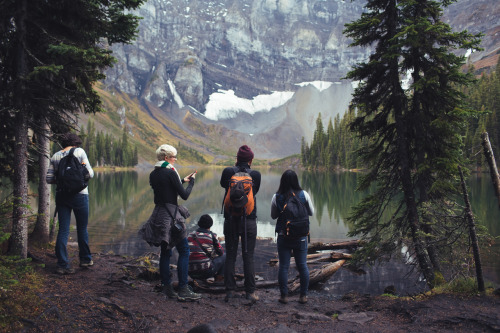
[{"left": 277, "top": 169, "right": 302, "bottom": 195}]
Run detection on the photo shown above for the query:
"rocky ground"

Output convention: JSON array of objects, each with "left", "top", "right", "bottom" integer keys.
[{"left": 13, "top": 249, "right": 500, "bottom": 333}]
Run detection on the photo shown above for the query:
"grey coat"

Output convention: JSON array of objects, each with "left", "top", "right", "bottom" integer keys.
[{"left": 138, "top": 203, "right": 189, "bottom": 250}]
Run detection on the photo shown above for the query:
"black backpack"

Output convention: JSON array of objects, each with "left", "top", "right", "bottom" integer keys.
[
  {"left": 279, "top": 191, "right": 310, "bottom": 239},
  {"left": 56, "top": 148, "right": 90, "bottom": 195}
]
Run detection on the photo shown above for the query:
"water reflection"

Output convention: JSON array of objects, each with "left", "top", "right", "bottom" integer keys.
[{"left": 30, "top": 168, "right": 500, "bottom": 292}]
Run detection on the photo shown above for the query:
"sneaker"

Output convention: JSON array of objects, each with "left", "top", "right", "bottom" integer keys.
[
  {"left": 279, "top": 294, "right": 288, "bottom": 304},
  {"left": 79, "top": 260, "right": 94, "bottom": 267},
  {"left": 299, "top": 295, "right": 308, "bottom": 304},
  {"left": 177, "top": 285, "right": 202, "bottom": 302},
  {"left": 56, "top": 267, "right": 75, "bottom": 275},
  {"left": 162, "top": 284, "right": 178, "bottom": 299},
  {"left": 246, "top": 292, "right": 259, "bottom": 303}
]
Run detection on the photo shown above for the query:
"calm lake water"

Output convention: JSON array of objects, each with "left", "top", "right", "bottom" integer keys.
[{"left": 27, "top": 168, "right": 500, "bottom": 296}]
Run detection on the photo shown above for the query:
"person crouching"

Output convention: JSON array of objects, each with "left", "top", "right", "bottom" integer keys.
[{"left": 188, "top": 215, "right": 225, "bottom": 282}]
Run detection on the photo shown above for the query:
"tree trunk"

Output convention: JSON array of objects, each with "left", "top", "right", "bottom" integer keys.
[
  {"left": 288, "top": 260, "right": 346, "bottom": 294},
  {"left": 481, "top": 132, "right": 500, "bottom": 208},
  {"left": 458, "top": 166, "right": 485, "bottom": 292},
  {"left": 31, "top": 122, "right": 51, "bottom": 244},
  {"left": 9, "top": 0, "right": 29, "bottom": 258},
  {"left": 307, "top": 240, "right": 360, "bottom": 253},
  {"left": 387, "top": 0, "right": 434, "bottom": 288}
]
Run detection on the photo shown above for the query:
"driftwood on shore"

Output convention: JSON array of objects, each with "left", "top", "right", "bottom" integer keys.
[
  {"left": 192, "top": 259, "right": 348, "bottom": 294},
  {"left": 288, "top": 260, "right": 346, "bottom": 294},
  {"left": 268, "top": 251, "right": 352, "bottom": 266},
  {"left": 307, "top": 240, "right": 361, "bottom": 253}
]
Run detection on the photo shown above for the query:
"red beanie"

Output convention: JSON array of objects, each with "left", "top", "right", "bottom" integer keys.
[{"left": 236, "top": 145, "right": 254, "bottom": 163}]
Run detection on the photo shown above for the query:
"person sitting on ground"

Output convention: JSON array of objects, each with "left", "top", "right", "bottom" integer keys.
[{"left": 188, "top": 215, "right": 225, "bottom": 282}]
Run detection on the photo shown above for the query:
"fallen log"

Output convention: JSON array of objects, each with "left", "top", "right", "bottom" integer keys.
[
  {"left": 308, "top": 240, "right": 360, "bottom": 253},
  {"left": 268, "top": 253, "right": 326, "bottom": 266},
  {"left": 191, "top": 260, "right": 347, "bottom": 294},
  {"left": 269, "top": 251, "right": 352, "bottom": 266},
  {"left": 288, "top": 260, "right": 346, "bottom": 294}
]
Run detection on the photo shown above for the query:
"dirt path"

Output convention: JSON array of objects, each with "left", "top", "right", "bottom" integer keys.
[{"left": 20, "top": 249, "right": 500, "bottom": 333}]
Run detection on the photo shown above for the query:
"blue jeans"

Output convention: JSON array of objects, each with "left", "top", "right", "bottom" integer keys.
[
  {"left": 160, "top": 238, "right": 189, "bottom": 288},
  {"left": 55, "top": 193, "right": 92, "bottom": 268},
  {"left": 277, "top": 235, "right": 309, "bottom": 296}
]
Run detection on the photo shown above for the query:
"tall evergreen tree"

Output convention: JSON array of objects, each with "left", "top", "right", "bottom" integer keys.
[
  {"left": 344, "top": 0, "right": 481, "bottom": 288},
  {"left": 0, "top": 0, "right": 144, "bottom": 257}
]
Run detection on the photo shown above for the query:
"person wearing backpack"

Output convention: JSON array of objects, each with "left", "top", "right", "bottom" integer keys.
[
  {"left": 187, "top": 214, "right": 225, "bottom": 281},
  {"left": 220, "top": 145, "right": 261, "bottom": 302},
  {"left": 46, "top": 132, "right": 94, "bottom": 275},
  {"left": 138, "top": 144, "right": 201, "bottom": 302},
  {"left": 271, "top": 170, "right": 314, "bottom": 304}
]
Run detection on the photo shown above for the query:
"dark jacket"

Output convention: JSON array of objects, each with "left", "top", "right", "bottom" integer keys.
[
  {"left": 138, "top": 166, "right": 194, "bottom": 249},
  {"left": 150, "top": 167, "right": 194, "bottom": 205},
  {"left": 220, "top": 162, "right": 261, "bottom": 219},
  {"left": 138, "top": 203, "right": 189, "bottom": 249}
]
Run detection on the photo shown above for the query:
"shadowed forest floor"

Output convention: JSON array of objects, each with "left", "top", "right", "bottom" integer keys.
[{"left": 5, "top": 248, "right": 500, "bottom": 333}]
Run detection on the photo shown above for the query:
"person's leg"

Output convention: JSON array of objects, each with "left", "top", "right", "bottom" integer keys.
[
  {"left": 176, "top": 237, "right": 201, "bottom": 301},
  {"left": 176, "top": 238, "right": 189, "bottom": 288},
  {"left": 72, "top": 194, "right": 92, "bottom": 264},
  {"left": 294, "top": 237, "right": 310, "bottom": 302},
  {"left": 212, "top": 253, "right": 226, "bottom": 276},
  {"left": 160, "top": 242, "right": 172, "bottom": 286},
  {"left": 224, "top": 219, "right": 239, "bottom": 292},
  {"left": 241, "top": 218, "right": 257, "bottom": 295},
  {"left": 55, "top": 194, "right": 72, "bottom": 269},
  {"left": 277, "top": 236, "right": 292, "bottom": 297}
]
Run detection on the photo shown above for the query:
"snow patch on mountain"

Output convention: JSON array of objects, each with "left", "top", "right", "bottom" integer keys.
[{"left": 204, "top": 89, "right": 294, "bottom": 121}]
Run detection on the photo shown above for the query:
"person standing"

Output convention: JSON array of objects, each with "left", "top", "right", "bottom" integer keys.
[
  {"left": 46, "top": 132, "right": 94, "bottom": 274},
  {"left": 271, "top": 170, "right": 314, "bottom": 304},
  {"left": 220, "top": 145, "right": 261, "bottom": 302},
  {"left": 139, "top": 144, "right": 201, "bottom": 301},
  {"left": 187, "top": 214, "right": 225, "bottom": 281}
]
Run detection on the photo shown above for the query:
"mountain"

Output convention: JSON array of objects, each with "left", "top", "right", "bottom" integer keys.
[{"left": 96, "top": 0, "right": 499, "bottom": 162}]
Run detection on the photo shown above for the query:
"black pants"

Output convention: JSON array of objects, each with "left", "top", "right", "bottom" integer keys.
[{"left": 224, "top": 216, "right": 257, "bottom": 294}]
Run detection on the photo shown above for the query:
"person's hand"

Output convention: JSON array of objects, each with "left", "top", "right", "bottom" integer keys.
[{"left": 184, "top": 172, "right": 196, "bottom": 182}]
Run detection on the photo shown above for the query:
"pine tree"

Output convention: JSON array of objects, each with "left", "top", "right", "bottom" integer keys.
[
  {"left": 0, "top": 0, "right": 144, "bottom": 256},
  {"left": 344, "top": 0, "right": 481, "bottom": 287}
]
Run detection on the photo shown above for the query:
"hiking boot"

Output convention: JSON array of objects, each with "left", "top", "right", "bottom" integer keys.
[
  {"left": 56, "top": 267, "right": 75, "bottom": 275},
  {"left": 224, "top": 290, "right": 238, "bottom": 302},
  {"left": 246, "top": 292, "right": 259, "bottom": 303},
  {"left": 79, "top": 260, "right": 94, "bottom": 267},
  {"left": 162, "top": 284, "right": 178, "bottom": 299},
  {"left": 177, "top": 285, "right": 202, "bottom": 302},
  {"left": 299, "top": 295, "right": 308, "bottom": 304},
  {"left": 278, "top": 294, "right": 288, "bottom": 304}
]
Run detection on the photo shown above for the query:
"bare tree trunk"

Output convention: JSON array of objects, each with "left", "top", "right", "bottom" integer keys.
[
  {"left": 9, "top": 0, "right": 29, "bottom": 258},
  {"left": 31, "top": 122, "right": 51, "bottom": 244},
  {"left": 481, "top": 132, "right": 500, "bottom": 208},
  {"left": 458, "top": 166, "right": 485, "bottom": 292}
]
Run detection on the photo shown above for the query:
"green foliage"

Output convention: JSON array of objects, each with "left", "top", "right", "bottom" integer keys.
[
  {"left": 80, "top": 119, "right": 138, "bottom": 167},
  {"left": 302, "top": 108, "right": 364, "bottom": 170},
  {"left": 463, "top": 59, "right": 500, "bottom": 167},
  {"left": 176, "top": 142, "right": 208, "bottom": 165},
  {"left": 0, "top": 256, "right": 33, "bottom": 290},
  {"left": 434, "top": 277, "right": 494, "bottom": 295},
  {"left": 342, "top": 0, "right": 482, "bottom": 286}
]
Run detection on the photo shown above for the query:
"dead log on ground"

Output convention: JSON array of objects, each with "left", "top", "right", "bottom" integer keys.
[
  {"left": 288, "top": 260, "right": 346, "bottom": 294},
  {"left": 308, "top": 240, "right": 360, "bottom": 253}
]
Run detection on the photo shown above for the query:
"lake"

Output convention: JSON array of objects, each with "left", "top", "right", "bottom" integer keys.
[{"left": 30, "top": 168, "right": 500, "bottom": 296}]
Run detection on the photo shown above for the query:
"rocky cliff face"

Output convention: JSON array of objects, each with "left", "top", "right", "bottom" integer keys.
[
  {"left": 103, "top": 0, "right": 368, "bottom": 112},
  {"left": 102, "top": 0, "right": 499, "bottom": 158}
]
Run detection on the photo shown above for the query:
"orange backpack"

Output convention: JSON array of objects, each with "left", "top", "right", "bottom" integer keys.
[{"left": 223, "top": 170, "right": 255, "bottom": 216}]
